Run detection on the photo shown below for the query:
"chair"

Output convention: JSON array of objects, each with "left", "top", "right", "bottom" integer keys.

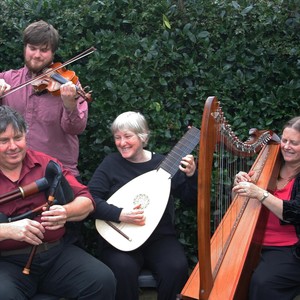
[{"left": 138, "top": 269, "right": 157, "bottom": 288}]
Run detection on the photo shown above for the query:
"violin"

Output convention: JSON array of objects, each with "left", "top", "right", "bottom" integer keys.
[
  {"left": 32, "top": 62, "right": 92, "bottom": 103},
  {"left": 0, "top": 47, "right": 96, "bottom": 104}
]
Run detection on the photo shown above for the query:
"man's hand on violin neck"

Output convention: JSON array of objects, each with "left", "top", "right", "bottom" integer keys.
[
  {"left": 60, "top": 82, "right": 77, "bottom": 111},
  {"left": 0, "top": 79, "right": 11, "bottom": 96}
]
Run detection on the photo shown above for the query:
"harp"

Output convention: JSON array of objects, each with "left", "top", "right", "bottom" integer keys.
[{"left": 179, "top": 96, "right": 281, "bottom": 300}]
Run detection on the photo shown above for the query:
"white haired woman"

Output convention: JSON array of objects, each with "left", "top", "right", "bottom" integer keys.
[{"left": 88, "top": 111, "right": 197, "bottom": 300}]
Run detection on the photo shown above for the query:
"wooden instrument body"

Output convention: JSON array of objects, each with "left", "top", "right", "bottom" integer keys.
[
  {"left": 180, "top": 96, "right": 280, "bottom": 300},
  {"left": 181, "top": 143, "right": 280, "bottom": 300}
]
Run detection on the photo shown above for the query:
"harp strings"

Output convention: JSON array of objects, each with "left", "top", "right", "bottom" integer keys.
[{"left": 211, "top": 116, "right": 258, "bottom": 263}]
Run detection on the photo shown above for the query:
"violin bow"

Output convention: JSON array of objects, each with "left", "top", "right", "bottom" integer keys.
[{"left": 0, "top": 46, "right": 96, "bottom": 99}]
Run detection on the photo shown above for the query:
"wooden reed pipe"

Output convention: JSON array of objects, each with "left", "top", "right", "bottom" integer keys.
[
  {"left": 23, "top": 160, "right": 63, "bottom": 275},
  {"left": 0, "top": 178, "right": 49, "bottom": 205},
  {"left": 22, "top": 246, "right": 37, "bottom": 275},
  {"left": 22, "top": 194, "right": 56, "bottom": 275}
]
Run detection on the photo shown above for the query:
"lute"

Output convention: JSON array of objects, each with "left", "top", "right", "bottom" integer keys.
[{"left": 95, "top": 126, "right": 200, "bottom": 251}]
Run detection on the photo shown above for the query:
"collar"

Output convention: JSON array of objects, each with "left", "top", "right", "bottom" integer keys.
[{"left": 18, "top": 150, "right": 43, "bottom": 182}]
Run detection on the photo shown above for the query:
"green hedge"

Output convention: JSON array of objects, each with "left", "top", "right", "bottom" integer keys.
[{"left": 1, "top": 0, "right": 300, "bottom": 268}]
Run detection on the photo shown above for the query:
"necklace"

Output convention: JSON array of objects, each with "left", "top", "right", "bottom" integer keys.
[
  {"left": 277, "top": 164, "right": 300, "bottom": 190},
  {"left": 276, "top": 175, "right": 294, "bottom": 190},
  {"left": 278, "top": 174, "right": 294, "bottom": 180},
  {"left": 276, "top": 179, "right": 291, "bottom": 190}
]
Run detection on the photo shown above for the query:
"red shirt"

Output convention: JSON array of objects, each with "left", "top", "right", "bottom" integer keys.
[
  {"left": 0, "top": 149, "right": 94, "bottom": 250},
  {"left": 262, "top": 178, "right": 298, "bottom": 246}
]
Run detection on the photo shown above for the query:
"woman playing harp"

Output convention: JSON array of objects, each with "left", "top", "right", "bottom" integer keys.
[
  {"left": 179, "top": 96, "right": 281, "bottom": 300},
  {"left": 233, "top": 116, "right": 300, "bottom": 300}
]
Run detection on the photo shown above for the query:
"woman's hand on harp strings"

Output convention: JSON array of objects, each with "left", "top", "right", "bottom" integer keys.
[
  {"left": 0, "top": 219, "right": 45, "bottom": 245},
  {"left": 232, "top": 179, "right": 266, "bottom": 202},
  {"left": 232, "top": 170, "right": 258, "bottom": 199},
  {"left": 119, "top": 204, "right": 146, "bottom": 226},
  {"left": 233, "top": 170, "right": 255, "bottom": 186}
]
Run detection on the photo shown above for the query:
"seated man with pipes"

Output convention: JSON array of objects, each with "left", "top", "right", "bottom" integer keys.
[{"left": 0, "top": 105, "right": 116, "bottom": 299}]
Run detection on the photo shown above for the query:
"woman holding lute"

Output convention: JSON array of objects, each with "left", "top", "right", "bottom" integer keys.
[{"left": 88, "top": 111, "right": 198, "bottom": 300}]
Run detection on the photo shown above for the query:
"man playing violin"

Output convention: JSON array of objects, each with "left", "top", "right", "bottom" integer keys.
[
  {"left": 0, "top": 105, "right": 116, "bottom": 299},
  {"left": 0, "top": 20, "right": 87, "bottom": 180}
]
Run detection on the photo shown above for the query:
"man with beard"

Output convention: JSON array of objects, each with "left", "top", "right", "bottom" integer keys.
[{"left": 0, "top": 20, "right": 87, "bottom": 180}]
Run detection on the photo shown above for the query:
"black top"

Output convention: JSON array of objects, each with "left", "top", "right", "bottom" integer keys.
[
  {"left": 88, "top": 152, "right": 197, "bottom": 239},
  {"left": 283, "top": 173, "right": 300, "bottom": 238}
]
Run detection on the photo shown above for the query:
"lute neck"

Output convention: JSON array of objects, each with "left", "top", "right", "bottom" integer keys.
[{"left": 158, "top": 126, "right": 200, "bottom": 178}]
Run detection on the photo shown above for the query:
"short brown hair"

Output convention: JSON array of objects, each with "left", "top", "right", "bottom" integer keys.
[{"left": 23, "top": 20, "right": 59, "bottom": 52}]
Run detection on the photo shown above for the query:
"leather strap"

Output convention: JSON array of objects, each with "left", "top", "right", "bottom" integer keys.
[{"left": 0, "top": 240, "right": 61, "bottom": 256}]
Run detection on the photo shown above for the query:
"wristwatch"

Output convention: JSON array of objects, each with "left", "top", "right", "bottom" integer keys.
[{"left": 259, "top": 191, "right": 269, "bottom": 203}]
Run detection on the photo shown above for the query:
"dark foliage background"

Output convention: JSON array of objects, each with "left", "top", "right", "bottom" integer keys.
[{"left": 1, "top": 0, "right": 300, "bottom": 268}]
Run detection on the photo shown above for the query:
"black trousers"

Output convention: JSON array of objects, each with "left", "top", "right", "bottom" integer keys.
[
  {"left": 0, "top": 239, "right": 116, "bottom": 300},
  {"left": 249, "top": 246, "right": 300, "bottom": 300},
  {"left": 100, "top": 234, "right": 189, "bottom": 300}
]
